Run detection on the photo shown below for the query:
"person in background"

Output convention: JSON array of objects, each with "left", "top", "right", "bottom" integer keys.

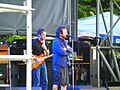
[
  {"left": 52, "top": 25, "right": 73, "bottom": 90},
  {"left": 32, "top": 28, "right": 50, "bottom": 90}
]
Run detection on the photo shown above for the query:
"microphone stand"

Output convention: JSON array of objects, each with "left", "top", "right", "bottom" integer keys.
[{"left": 70, "top": 37, "right": 76, "bottom": 90}]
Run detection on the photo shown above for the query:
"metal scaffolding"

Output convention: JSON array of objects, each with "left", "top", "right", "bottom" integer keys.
[
  {"left": 96, "top": 0, "right": 120, "bottom": 87},
  {"left": 0, "top": 0, "right": 33, "bottom": 90},
  {"left": 0, "top": 0, "right": 119, "bottom": 89}
]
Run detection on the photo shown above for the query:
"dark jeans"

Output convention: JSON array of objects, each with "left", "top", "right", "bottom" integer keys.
[{"left": 32, "top": 63, "right": 48, "bottom": 90}]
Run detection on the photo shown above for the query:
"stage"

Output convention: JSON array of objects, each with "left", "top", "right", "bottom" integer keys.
[{"left": 0, "top": 85, "right": 120, "bottom": 90}]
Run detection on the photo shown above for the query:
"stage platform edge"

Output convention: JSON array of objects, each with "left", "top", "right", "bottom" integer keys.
[{"left": 0, "top": 86, "right": 119, "bottom": 90}]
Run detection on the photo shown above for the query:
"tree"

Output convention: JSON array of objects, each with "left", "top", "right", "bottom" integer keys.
[
  {"left": 78, "top": 0, "right": 96, "bottom": 19},
  {"left": 78, "top": 0, "right": 120, "bottom": 19}
]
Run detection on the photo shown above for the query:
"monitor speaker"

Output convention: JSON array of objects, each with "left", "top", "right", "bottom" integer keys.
[{"left": 12, "top": 39, "right": 26, "bottom": 48}]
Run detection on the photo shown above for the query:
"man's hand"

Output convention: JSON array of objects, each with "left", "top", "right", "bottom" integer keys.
[
  {"left": 41, "top": 43, "right": 47, "bottom": 50},
  {"left": 36, "top": 58, "right": 44, "bottom": 64},
  {"left": 63, "top": 48, "right": 66, "bottom": 51},
  {"left": 41, "top": 43, "right": 50, "bottom": 55}
]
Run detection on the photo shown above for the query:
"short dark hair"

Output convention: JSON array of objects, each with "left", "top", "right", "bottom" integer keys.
[
  {"left": 56, "top": 25, "right": 66, "bottom": 37},
  {"left": 37, "top": 28, "right": 45, "bottom": 35}
]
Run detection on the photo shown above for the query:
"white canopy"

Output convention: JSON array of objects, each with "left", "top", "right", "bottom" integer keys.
[{"left": 78, "top": 12, "right": 120, "bottom": 44}]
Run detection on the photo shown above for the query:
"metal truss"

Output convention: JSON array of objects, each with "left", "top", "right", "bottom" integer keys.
[
  {"left": 0, "top": 1, "right": 33, "bottom": 90},
  {"left": 96, "top": 0, "right": 120, "bottom": 87}
]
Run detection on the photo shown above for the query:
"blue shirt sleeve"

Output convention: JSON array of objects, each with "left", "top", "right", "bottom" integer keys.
[{"left": 52, "top": 39, "right": 69, "bottom": 56}]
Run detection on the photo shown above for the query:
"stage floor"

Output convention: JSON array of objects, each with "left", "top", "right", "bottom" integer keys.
[{"left": 0, "top": 84, "right": 120, "bottom": 90}]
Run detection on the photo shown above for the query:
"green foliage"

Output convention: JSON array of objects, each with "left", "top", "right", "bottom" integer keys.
[
  {"left": 8, "top": 35, "right": 27, "bottom": 43},
  {"left": 78, "top": 0, "right": 96, "bottom": 19},
  {"left": 78, "top": 0, "right": 120, "bottom": 19},
  {"left": 0, "top": 35, "right": 27, "bottom": 44},
  {"left": 116, "top": 0, "right": 120, "bottom": 2}
]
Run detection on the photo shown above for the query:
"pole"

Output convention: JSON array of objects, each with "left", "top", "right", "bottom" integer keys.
[
  {"left": 96, "top": 0, "right": 100, "bottom": 87},
  {"left": 71, "top": 38, "right": 74, "bottom": 90},
  {"left": 26, "top": 0, "right": 32, "bottom": 90}
]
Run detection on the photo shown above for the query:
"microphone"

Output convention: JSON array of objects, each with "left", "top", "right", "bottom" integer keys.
[{"left": 67, "top": 35, "right": 76, "bottom": 38}]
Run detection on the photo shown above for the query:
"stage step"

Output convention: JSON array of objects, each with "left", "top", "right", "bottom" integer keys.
[
  {"left": 81, "top": 87, "right": 106, "bottom": 90},
  {"left": 0, "top": 87, "right": 41, "bottom": 90},
  {"left": 0, "top": 86, "right": 119, "bottom": 90},
  {"left": 67, "top": 85, "right": 120, "bottom": 90},
  {"left": 109, "top": 86, "right": 120, "bottom": 90},
  {"left": 108, "top": 81, "right": 120, "bottom": 86},
  {"left": 78, "top": 87, "right": 120, "bottom": 90}
]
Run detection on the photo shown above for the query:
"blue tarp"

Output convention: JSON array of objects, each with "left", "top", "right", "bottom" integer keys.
[{"left": 78, "top": 12, "right": 120, "bottom": 44}]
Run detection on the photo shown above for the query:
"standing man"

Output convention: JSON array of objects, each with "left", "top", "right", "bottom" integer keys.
[
  {"left": 52, "top": 25, "right": 73, "bottom": 90},
  {"left": 32, "top": 28, "right": 50, "bottom": 90}
]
